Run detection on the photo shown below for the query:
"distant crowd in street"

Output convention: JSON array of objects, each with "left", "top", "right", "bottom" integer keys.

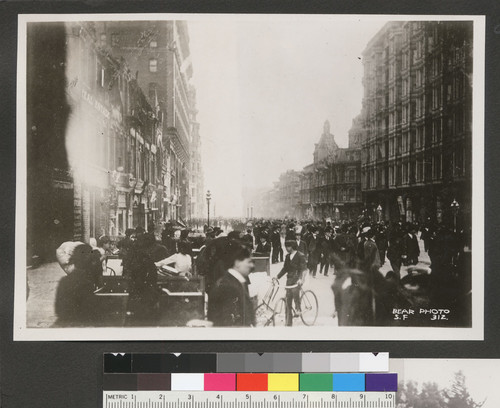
[{"left": 51, "top": 214, "right": 471, "bottom": 328}]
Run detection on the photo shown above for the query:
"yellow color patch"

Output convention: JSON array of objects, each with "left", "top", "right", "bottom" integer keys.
[{"left": 267, "top": 373, "right": 299, "bottom": 391}]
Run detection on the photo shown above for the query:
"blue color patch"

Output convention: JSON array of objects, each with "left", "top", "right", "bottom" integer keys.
[{"left": 332, "top": 373, "right": 365, "bottom": 391}]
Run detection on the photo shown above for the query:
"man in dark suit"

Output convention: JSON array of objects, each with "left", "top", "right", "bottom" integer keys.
[
  {"left": 275, "top": 240, "right": 308, "bottom": 326},
  {"left": 363, "top": 228, "right": 381, "bottom": 275},
  {"left": 55, "top": 244, "right": 102, "bottom": 326},
  {"left": 295, "top": 232, "right": 308, "bottom": 259},
  {"left": 144, "top": 233, "right": 169, "bottom": 263},
  {"left": 307, "top": 228, "right": 321, "bottom": 277},
  {"left": 402, "top": 224, "right": 420, "bottom": 266},
  {"left": 124, "top": 234, "right": 160, "bottom": 326},
  {"left": 255, "top": 233, "right": 271, "bottom": 257},
  {"left": 302, "top": 225, "right": 313, "bottom": 246},
  {"left": 207, "top": 243, "right": 255, "bottom": 327},
  {"left": 196, "top": 231, "right": 242, "bottom": 295},
  {"left": 319, "top": 228, "right": 334, "bottom": 276},
  {"left": 361, "top": 227, "right": 382, "bottom": 325},
  {"left": 387, "top": 223, "right": 403, "bottom": 279},
  {"left": 242, "top": 229, "right": 254, "bottom": 249},
  {"left": 332, "top": 224, "right": 355, "bottom": 273},
  {"left": 180, "top": 229, "right": 194, "bottom": 258},
  {"left": 285, "top": 223, "right": 296, "bottom": 241},
  {"left": 271, "top": 226, "right": 282, "bottom": 264}
]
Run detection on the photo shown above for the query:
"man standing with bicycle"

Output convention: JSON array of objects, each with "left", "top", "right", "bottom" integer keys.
[{"left": 275, "top": 240, "right": 308, "bottom": 326}]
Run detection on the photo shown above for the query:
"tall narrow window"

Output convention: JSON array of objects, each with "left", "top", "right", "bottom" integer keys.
[
  {"left": 97, "top": 61, "right": 105, "bottom": 88},
  {"left": 149, "top": 58, "right": 158, "bottom": 73}
]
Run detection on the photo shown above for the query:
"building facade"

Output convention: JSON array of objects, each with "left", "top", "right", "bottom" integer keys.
[
  {"left": 188, "top": 86, "right": 205, "bottom": 218},
  {"left": 65, "top": 22, "right": 162, "bottom": 240},
  {"left": 259, "top": 187, "right": 280, "bottom": 219},
  {"left": 276, "top": 170, "right": 301, "bottom": 218},
  {"left": 297, "top": 120, "right": 363, "bottom": 220},
  {"left": 256, "top": 171, "right": 300, "bottom": 219},
  {"left": 360, "top": 21, "right": 473, "bottom": 224},
  {"left": 259, "top": 120, "right": 363, "bottom": 222},
  {"left": 26, "top": 21, "right": 200, "bottom": 262},
  {"left": 101, "top": 20, "right": 195, "bottom": 223}
]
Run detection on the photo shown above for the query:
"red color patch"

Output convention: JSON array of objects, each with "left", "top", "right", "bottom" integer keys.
[{"left": 236, "top": 373, "right": 268, "bottom": 391}]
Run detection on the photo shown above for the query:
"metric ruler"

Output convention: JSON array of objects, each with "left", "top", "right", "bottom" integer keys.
[{"left": 103, "top": 391, "right": 396, "bottom": 408}]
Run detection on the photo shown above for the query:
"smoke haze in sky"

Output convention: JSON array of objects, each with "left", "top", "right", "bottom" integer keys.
[{"left": 189, "top": 16, "right": 385, "bottom": 216}]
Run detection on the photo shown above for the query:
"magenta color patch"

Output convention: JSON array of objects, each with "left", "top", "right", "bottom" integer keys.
[{"left": 204, "top": 373, "right": 236, "bottom": 391}]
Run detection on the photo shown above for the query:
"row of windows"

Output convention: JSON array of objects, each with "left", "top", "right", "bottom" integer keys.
[
  {"left": 367, "top": 55, "right": 467, "bottom": 103},
  {"left": 85, "top": 126, "right": 159, "bottom": 184},
  {"left": 127, "top": 136, "right": 159, "bottom": 183},
  {"left": 305, "top": 188, "right": 360, "bottom": 202},
  {"left": 366, "top": 99, "right": 467, "bottom": 144},
  {"left": 301, "top": 169, "right": 359, "bottom": 188},
  {"left": 366, "top": 120, "right": 465, "bottom": 163},
  {"left": 99, "top": 32, "right": 158, "bottom": 49},
  {"left": 367, "top": 78, "right": 466, "bottom": 122},
  {"left": 365, "top": 149, "right": 466, "bottom": 189}
]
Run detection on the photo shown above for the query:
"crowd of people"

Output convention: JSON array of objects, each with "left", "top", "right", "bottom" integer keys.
[{"left": 52, "top": 215, "right": 469, "bottom": 328}]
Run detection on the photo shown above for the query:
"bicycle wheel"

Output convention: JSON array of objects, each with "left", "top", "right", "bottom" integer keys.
[
  {"left": 254, "top": 303, "right": 275, "bottom": 327},
  {"left": 106, "top": 267, "right": 116, "bottom": 276},
  {"left": 300, "top": 290, "right": 318, "bottom": 326},
  {"left": 273, "top": 298, "right": 287, "bottom": 326}
]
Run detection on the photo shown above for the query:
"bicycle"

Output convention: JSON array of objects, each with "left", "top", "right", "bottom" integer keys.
[
  {"left": 254, "top": 278, "right": 281, "bottom": 327},
  {"left": 254, "top": 278, "right": 319, "bottom": 326}
]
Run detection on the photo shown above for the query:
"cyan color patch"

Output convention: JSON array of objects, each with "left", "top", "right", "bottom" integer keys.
[{"left": 332, "top": 373, "right": 365, "bottom": 391}]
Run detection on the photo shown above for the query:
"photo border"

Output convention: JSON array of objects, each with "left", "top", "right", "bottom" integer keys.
[{"left": 14, "top": 13, "right": 485, "bottom": 341}]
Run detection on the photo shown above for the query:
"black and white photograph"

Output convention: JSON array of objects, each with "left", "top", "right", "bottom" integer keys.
[{"left": 14, "top": 14, "right": 484, "bottom": 340}]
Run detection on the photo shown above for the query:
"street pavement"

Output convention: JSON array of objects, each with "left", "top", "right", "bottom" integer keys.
[
  {"left": 26, "top": 238, "right": 431, "bottom": 328},
  {"left": 249, "top": 263, "right": 338, "bottom": 327},
  {"left": 27, "top": 262, "right": 65, "bottom": 328},
  {"left": 249, "top": 238, "right": 430, "bottom": 328}
]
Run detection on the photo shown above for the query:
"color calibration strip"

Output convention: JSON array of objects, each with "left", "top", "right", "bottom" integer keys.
[
  {"left": 103, "top": 372, "right": 397, "bottom": 392},
  {"left": 103, "top": 391, "right": 397, "bottom": 408},
  {"left": 104, "top": 352, "right": 389, "bottom": 373}
]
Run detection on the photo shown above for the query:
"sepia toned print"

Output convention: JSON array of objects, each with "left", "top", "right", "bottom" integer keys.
[{"left": 14, "top": 14, "right": 484, "bottom": 340}]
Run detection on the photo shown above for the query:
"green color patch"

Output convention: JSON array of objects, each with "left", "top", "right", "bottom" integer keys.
[{"left": 299, "top": 373, "right": 333, "bottom": 391}]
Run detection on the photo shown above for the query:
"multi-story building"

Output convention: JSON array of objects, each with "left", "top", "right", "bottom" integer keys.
[
  {"left": 27, "top": 21, "right": 163, "bottom": 261},
  {"left": 298, "top": 120, "right": 363, "bottom": 220},
  {"left": 188, "top": 86, "right": 205, "bottom": 219},
  {"left": 101, "top": 20, "right": 195, "bottom": 222},
  {"left": 260, "top": 187, "right": 280, "bottom": 219},
  {"left": 255, "top": 171, "right": 301, "bottom": 219},
  {"left": 276, "top": 170, "right": 301, "bottom": 218},
  {"left": 66, "top": 22, "right": 162, "bottom": 238},
  {"left": 360, "top": 21, "right": 473, "bottom": 224}
]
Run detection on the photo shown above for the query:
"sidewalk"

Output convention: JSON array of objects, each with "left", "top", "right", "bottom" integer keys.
[{"left": 27, "top": 262, "right": 65, "bottom": 328}]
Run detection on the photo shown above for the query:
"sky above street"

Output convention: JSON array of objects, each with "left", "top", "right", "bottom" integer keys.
[{"left": 188, "top": 16, "right": 386, "bottom": 216}]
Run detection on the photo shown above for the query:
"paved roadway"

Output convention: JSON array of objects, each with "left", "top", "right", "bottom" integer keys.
[
  {"left": 249, "top": 239, "right": 430, "bottom": 327},
  {"left": 27, "top": 262, "right": 65, "bottom": 328},
  {"left": 26, "top": 239, "right": 430, "bottom": 328}
]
